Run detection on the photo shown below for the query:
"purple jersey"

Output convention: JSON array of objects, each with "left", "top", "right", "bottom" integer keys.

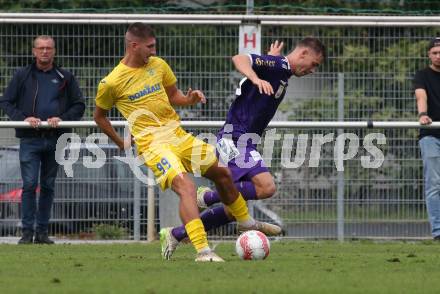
[{"left": 218, "top": 54, "right": 292, "bottom": 143}]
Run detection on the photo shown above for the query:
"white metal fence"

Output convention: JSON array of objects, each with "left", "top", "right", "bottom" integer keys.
[
  {"left": 1, "top": 14, "right": 439, "bottom": 240},
  {"left": 0, "top": 121, "right": 436, "bottom": 240}
]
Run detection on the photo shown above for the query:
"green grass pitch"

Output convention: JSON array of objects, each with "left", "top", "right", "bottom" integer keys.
[{"left": 1, "top": 241, "right": 439, "bottom": 293}]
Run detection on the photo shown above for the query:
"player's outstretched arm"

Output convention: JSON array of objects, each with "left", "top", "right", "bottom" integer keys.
[
  {"left": 94, "top": 106, "right": 126, "bottom": 150},
  {"left": 166, "top": 84, "right": 206, "bottom": 106},
  {"left": 267, "top": 40, "right": 284, "bottom": 56},
  {"left": 232, "top": 54, "right": 274, "bottom": 95}
]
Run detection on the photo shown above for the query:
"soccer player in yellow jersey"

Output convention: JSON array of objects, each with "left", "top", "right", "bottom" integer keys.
[{"left": 94, "top": 23, "right": 279, "bottom": 262}]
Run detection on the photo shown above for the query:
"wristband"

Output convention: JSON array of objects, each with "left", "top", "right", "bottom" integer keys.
[{"left": 418, "top": 112, "right": 428, "bottom": 118}]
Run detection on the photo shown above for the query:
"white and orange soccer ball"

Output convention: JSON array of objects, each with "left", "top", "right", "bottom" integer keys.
[{"left": 235, "top": 230, "right": 270, "bottom": 260}]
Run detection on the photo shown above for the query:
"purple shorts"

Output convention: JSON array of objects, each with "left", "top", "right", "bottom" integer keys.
[{"left": 216, "top": 139, "right": 269, "bottom": 182}]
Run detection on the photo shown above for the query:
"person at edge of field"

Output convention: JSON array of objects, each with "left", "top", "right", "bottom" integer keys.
[
  {"left": 414, "top": 37, "right": 440, "bottom": 241},
  {"left": 161, "top": 37, "right": 326, "bottom": 258},
  {"left": 93, "top": 23, "right": 282, "bottom": 262},
  {"left": 0, "top": 35, "right": 85, "bottom": 244}
]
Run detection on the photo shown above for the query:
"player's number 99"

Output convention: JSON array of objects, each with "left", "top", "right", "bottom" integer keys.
[{"left": 156, "top": 158, "right": 171, "bottom": 174}]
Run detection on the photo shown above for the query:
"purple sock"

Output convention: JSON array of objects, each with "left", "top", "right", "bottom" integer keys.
[
  {"left": 171, "top": 226, "right": 187, "bottom": 242},
  {"left": 171, "top": 206, "right": 232, "bottom": 242},
  {"left": 203, "top": 181, "right": 258, "bottom": 206}
]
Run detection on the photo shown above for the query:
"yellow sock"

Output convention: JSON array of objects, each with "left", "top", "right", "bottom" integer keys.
[
  {"left": 226, "top": 193, "right": 251, "bottom": 222},
  {"left": 185, "top": 218, "right": 209, "bottom": 252}
]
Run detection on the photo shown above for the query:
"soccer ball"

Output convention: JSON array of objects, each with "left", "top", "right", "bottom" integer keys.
[{"left": 235, "top": 230, "right": 270, "bottom": 260}]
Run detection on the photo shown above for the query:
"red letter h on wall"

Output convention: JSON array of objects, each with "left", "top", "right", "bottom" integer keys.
[{"left": 244, "top": 33, "right": 256, "bottom": 49}]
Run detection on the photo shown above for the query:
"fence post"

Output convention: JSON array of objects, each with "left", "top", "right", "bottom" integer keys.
[
  {"left": 246, "top": 0, "right": 254, "bottom": 14},
  {"left": 147, "top": 169, "right": 156, "bottom": 242},
  {"left": 133, "top": 174, "right": 141, "bottom": 241},
  {"left": 337, "top": 73, "right": 345, "bottom": 242}
]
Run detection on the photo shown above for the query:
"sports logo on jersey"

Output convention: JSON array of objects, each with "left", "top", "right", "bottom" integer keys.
[
  {"left": 128, "top": 83, "right": 161, "bottom": 101},
  {"left": 51, "top": 79, "right": 59, "bottom": 84},
  {"left": 148, "top": 69, "right": 155, "bottom": 76},
  {"left": 274, "top": 80, "right": 287, "bottom": 99},
  {"left": 255, "top": 58, "right": 275, "bottom": 67}
]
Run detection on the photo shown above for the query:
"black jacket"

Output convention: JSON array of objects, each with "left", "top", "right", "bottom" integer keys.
[{"left": 0, "top": 63, "right": 85, "bottom": 138}]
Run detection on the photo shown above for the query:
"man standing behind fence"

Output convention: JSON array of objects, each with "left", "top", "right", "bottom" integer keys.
[
  {"left": 0, "top": 35, "right": 85, "bottom": 244},
  {"left": 414, "top": 37, "right": 440, "bottom": 241}
]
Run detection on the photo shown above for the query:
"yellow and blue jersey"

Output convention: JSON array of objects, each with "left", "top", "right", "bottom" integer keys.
[
  {"left": 95, "top": 56, "right": 217, "bottom": 190},
  {"left": 95, "top": 56, "right": 184, "bottom": 149}
]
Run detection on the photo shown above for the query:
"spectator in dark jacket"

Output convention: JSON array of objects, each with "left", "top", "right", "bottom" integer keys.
[{"left": 0, "top": 35, "right": 85, "bottom": 244}]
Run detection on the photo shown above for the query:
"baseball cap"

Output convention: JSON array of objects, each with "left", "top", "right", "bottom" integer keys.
[{"left": 428, "top": 37, "right": 440, "bottom": 50}]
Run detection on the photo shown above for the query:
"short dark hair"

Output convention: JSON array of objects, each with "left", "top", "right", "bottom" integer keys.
[
  {"left": 297, "top": 37, "right": 326, "bottom": 61},
  {"left": 428, "top": 37, "right": 440, "bottom": 51},
  {"left": 126, "top": 22, "right": 155, "bottom": 40}
]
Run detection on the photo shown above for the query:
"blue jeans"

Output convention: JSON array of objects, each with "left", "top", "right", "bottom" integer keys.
[
  {"left": 19, "top": 137, "right": 59, "bottom": 233},
  {"left": 419, "top": 136, "right": 440, "bottom": 238}
]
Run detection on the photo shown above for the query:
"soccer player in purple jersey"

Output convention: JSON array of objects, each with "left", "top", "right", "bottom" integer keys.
[{"left": 160, "top": 38, "right": 326, "bottom": 258}]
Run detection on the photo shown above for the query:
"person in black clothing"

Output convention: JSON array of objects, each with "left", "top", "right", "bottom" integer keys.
[
  {"left": 0, "top": 35, "right": 85, "bottom": 244},
  {"left": 414, "top": 37, "right": 440, "bottom": 241}
]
